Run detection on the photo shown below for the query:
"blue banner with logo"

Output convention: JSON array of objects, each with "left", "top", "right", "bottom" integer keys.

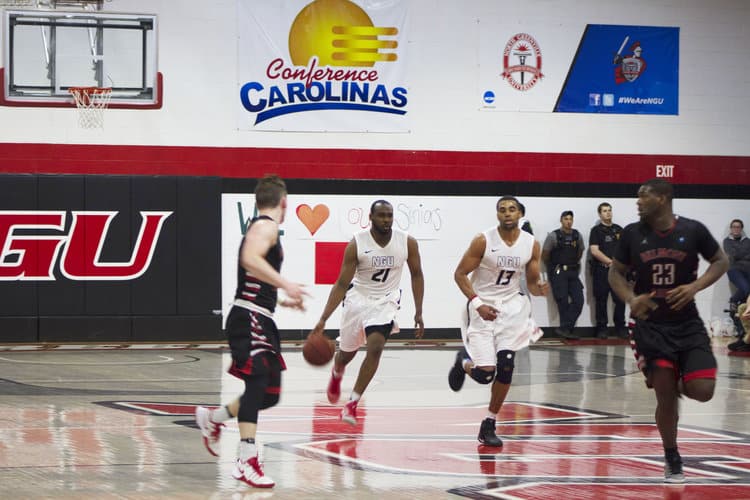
[{"left": 555, "top": 25, "right": 679, "bottom": 115}]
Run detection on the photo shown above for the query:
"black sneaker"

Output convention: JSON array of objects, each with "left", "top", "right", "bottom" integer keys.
[
  {"left": 448, "top": 349, "right": 468, "bottom": 392},
  {"left": 555, "top": 327, "right": 580, "bottom": 340},
  {"left": 595, "top": 328, "right": 608, "bottom": 339},
  {"left": 730, "top": 338, "right": 750, "bottom": 352},
  {"left": 478, "top": 418, "right": 503, "bottom": 447},
  {"left": 664, "top": 457, "right": 685, "bottom": 483},
  {"left": 728, "top": 338, "right": 744, "bottom": 350}
]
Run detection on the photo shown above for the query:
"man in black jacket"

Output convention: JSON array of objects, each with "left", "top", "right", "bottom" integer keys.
[
  {"left": 543, "top": 210, "right": 584, "bottom": 340},
  {"left": 589, "top": 202, "right": 626, "bottom": 339}
]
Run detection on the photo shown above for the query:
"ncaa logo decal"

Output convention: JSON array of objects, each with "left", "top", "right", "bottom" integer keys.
[{"left": 501, "top": 33, "right": 544, "bottom": 91}]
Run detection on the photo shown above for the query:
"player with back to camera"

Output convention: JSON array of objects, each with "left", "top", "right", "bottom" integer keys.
[
  {"left": 195, "top": 175, "right": 307, "bottom": 489},
  {"left": 309, "top": 200, "right": 425, "bottom": 425},
  {"left": 609, "top": 178, "right": 728, "bottom": 483},
  {"left": 448, "top": 196, "right": 549, "bottom": 447}
]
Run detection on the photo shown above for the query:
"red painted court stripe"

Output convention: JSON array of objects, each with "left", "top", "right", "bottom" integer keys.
[
  {"left": 0, "top": 143, "right": 748, "bottom": 184},
  {"left": 490, "top": 483, "right": 750, "bottom": 500}
]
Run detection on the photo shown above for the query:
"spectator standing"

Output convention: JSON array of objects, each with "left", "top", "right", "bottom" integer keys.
[
  {"left": 542, "top": 210, "right": 585, "bottom": 340},
  {"left": 589, "top": 202, "right": 626, "bottom": 339}
]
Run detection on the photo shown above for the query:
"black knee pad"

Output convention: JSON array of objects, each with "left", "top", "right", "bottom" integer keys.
[
  {"left": 495, "top": 350, "right": 515, "bottom": 384},
  {"left": 238, "top": 374, "right": 267, "bottom": 423},
  {"left": 470, "top": 366, "right": 495, "bottom": 384}
]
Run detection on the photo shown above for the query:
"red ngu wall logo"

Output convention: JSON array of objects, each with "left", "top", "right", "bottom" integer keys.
[{"left": 0, "top": 211, "right": 172, "bottom": 281}]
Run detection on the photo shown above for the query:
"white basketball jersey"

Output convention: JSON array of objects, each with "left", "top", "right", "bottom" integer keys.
[
  {"left": 351, "top": 228, "right": 408, "bottom": 296},
  {"left": 471, "top": 227, "right": 535, "bottom": 301}
]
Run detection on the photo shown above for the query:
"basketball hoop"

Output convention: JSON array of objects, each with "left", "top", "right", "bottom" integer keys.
[{"left": 69, "top": 86, "right": 112, "bottom": 129}]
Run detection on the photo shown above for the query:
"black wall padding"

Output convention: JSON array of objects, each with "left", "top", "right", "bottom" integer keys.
[
  {"left": 0, "top": 174, "right": 222, "bottom": 343},
  {"left": 37, "top": 175, "right": 86, "bottom": 316},
  {"left": 131, "top": 176, "right": 178, "bottom": 315},
  {"left": 84, "top": 175, "right": 132, "bottom": 315},
  {"left": 0, "top": 175, "right": 38, "bottom": 320}
]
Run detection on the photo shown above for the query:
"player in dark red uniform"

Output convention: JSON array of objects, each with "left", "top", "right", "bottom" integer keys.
[
  {"left": 609, "top": 178, "right": 728, "bottom": 483},
  {"left": 195, "top": 175, "right": 307, "bottom": 488}
]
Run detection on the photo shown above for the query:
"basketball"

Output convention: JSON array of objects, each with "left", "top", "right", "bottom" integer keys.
[{"left": 303, "top": 333, "right": 335, "bottom": 366}]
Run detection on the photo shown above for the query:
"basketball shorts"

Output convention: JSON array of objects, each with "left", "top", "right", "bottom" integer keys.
[
  {"left": 338, "top": 288, "right": 401, "bottom": 352},
  {"left": 226, "top": 305, "right": 286, "bottom": 379},
  {"left": 632, "top": 317, "right": 716, "bottom": 381},
  {"left": 461, "top": 293, "right": 542, "bottom": 366}
]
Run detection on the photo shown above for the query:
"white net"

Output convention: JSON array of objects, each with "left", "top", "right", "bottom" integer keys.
[{"left": 69, "top": 87, "right": 112, "bottom": 129}]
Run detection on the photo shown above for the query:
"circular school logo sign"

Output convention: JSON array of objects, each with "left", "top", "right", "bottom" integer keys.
[{"left": 501, "top": 33, "right": 544, "bottom": 91}]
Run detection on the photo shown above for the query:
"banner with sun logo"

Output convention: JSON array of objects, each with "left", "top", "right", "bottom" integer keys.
[{"left": 238, "top": 0, "right": 410, "bottom": 132}]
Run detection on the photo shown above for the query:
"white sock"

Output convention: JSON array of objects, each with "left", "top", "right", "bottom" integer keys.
[
  {"left": 350, "top": 391, "right": 361, "bottom": 402},
  {"left": 211, "top": 406, "right": 231, "bottom": 423},
  {"left": 332, "top": 365, "right": 344, "bottom": 379},
  {"left": 486, "top": 412, "right": 496, "bottom": 421},
  {"left": 239, "top": 438, "right": 257, "bottom": 461}
]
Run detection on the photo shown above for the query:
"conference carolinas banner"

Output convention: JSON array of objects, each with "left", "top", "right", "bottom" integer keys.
[{"left": 237, "top": 0, "right": 411, "bottom": 132}]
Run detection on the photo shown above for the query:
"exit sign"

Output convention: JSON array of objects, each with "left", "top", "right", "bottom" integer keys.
[{"left": 656, "top": 164, "right": 674, "bottom": 177}]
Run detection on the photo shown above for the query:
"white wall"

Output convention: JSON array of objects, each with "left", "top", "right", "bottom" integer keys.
[
  {"left": 0, "top": 0, "right": 748, "bottom": 157},
  {"left": 223, "top": 193, "right": 744, "bottom": 331}
]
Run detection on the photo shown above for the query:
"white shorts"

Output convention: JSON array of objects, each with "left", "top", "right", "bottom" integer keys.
[
  {"left": 338, "top": 288, "right": 401, "bottom": 352},
  {"left": 461, "top": 293, "right": 542, "bottom": 366}
]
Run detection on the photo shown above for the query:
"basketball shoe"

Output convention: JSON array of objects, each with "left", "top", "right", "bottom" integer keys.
[
  {"left": 477, "top": 417, "right": 503, "bottom": 447},
  {"left": 195, "top": 406, "right": 224, "bottom": 457},
  {"left": 232, "top": 456, "right": 275, "bottom": 488},
  {"left": 327, "top": 368, "right": 342, "bottom": 404},
  {"left": 341, "top": 400, "right": 358, "bottom": 426},
  {"left": 664, "top": 456, "right": 685, "bottom": 483},
  {"left": 448, "top": 349, "right": 468, "bottom": 391}
]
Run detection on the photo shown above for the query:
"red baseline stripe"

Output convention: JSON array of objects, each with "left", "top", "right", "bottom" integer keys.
[{"left": 0, "top": 143, "right": 748, "bottom": 184}]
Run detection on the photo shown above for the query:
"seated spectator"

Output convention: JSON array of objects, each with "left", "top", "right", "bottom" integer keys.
[{"left": 723, "top": 219, "right": 750, "bottom": 310}]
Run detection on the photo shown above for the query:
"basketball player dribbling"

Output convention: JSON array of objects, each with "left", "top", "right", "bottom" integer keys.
[{"left": 448, "top": 196, "right": 549, "bottom": 447}]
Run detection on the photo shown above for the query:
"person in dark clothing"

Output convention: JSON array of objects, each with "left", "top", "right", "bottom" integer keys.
[
  {"left": 589, "top": 202, "right": 626, "bottom": 339},
  {"left": 723, "top": 219, "right": 750, "bottom": 309},
  {"left": 519, "top": 203, "right": 533, "bottom": 235},
  {"left": 609, "top": 178, "right": 728, "bottom": 483},
  {"left": 542, "top": 210, "right": 584, "bottom": 340}
]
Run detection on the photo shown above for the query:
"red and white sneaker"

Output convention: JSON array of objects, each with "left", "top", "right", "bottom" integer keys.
[
  {"left": 341, "top": 400, "right": 358, "bottom": 426},
  {"left": 327, "top": 369, "right": 342, "bottom": 404},
  {"left": 232, "top": 456, "right": 275, "bottom": 488},
  {"left": 195, "top": 405, "right": 224, "bottom": 457}
]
